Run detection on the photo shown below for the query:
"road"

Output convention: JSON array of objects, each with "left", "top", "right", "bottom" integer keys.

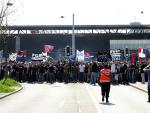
[{"left": 0, "top": 82, "right": 150, "bottom": 113}]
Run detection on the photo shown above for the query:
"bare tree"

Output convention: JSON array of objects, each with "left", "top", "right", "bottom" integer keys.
[
  {"left": 0, "top": 0, "right": 14, "bottom": 29},
  {"left": 0, "top": 0, "right": 15, "bottom": 44},
  {"left": 0, "top": 0, "right": 20, "bottom": 83},
  {"left": 1, "top": 0, "right": 24, "bottom": 31}
]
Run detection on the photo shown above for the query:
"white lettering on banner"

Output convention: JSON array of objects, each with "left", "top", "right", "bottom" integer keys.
[
  {"left": 110, "top": 50, "right": 121, "bottom": 54},
  {"left": 111, "top": 54, "right": 121, "bottom": 61},
  {"left": 110, "top": 49, "right": 122, "bottom": 61},
  {"left": 32, "top": 53, "right": 47, "bottom": 61}
]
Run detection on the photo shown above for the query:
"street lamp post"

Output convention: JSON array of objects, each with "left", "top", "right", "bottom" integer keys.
[
  {"left": 72, "top": 13, "right": 75, "bottom": 56},
  {"left": 61, "top": 13, "right": 75, "bottom": 57}
]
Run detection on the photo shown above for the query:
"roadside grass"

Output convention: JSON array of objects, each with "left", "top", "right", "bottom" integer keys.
[
  {"left": 0, "top": 78, "right": 21, "bottom": 93},
  {"left": 0, "top": 84, "right": 15, "bottom": 93}
]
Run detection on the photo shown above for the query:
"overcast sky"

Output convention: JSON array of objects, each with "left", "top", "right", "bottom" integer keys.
[{"left": 12, "top": 0, "right": 150, "bottom": 25}]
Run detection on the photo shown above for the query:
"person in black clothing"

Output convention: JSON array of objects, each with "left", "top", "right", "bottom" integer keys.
[
  {"left": 48, "top": 64, "right": 55, "bottom": 84},
  {"left": 129, "top": 63, "right": 135, "bottom": 83},
  {"left": 119, "top": 63, "right": 124, "bottom": 84},
  {"left": 84, "top": 63, "right": 89, "bottom": 82},
  {"left": 71, "top": 63, "right": 78, "bottom": 83},
  {"left": 123, "top": 63, "right": 128, "bottom": 85},
  {"left": 11, "top": 64, "right": 17, "bottom": 80},
  {"left": 39, "top": 65, "right": 45, "bottom": 83},
  {"left": 56, "top": 63, "right": 64, "bottom": 82},
  {"left": 0, "top": 65, "right": 4, "bottom": 80},
  {"left": 18, "top": 64, "right": 23, "bottom": 82},
  {"left": 28, "top": 65, "right": 32, "bottom": 83},
  {"left": 64, "top": 63, "right": 70, "bottom": 83},
  {"left": 114, "top": 63, "right": 119, "bottom": 84},
  {"left": 23, "top": 64, "right": 28, "bottom": 82},
  {"left": 32, "top": 65, "right": 37, "bottom": 82},
  {"left": 90, "top": 62, "right": 98, "bottom": 85},
  {"left": 143, "top": 63, "right": 150, "bottom": 102}
]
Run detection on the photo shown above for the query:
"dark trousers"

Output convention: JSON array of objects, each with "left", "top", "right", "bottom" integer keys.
[
  {"left": 148, "top": 86, "right": 150, "bottom": 101},
  {"left": 101, "top": 82, "right": 111, "bottom": 99},
  {"left": 122, "top": 73, "right": 128, "bottom": 84},
  {"left": 64, "top": 73, "right": 69, "bottom": 83},
  {"left": 79, "top": 72, "right": 84, "bottom": 82}
]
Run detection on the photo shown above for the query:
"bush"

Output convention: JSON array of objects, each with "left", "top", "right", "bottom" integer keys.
[
  {"left": 0, "top": 84, "right": 15, "bottom": 93},
  {"left": 0, "top": 78, "right": 21, "bottom": 87},
  {"left": 0, "top": 78, "right": 21, "bottom": 93}
]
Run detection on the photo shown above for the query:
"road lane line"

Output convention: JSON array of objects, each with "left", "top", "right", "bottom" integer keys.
[
  {"left": 85, "top": 84, "right": 103, "bottom": 113},
  {"left": 77, "top": 100, "right": 81, "bottom": 113},
  {"left": 59, "top": 100, "right": 65, "bottom": 108}
]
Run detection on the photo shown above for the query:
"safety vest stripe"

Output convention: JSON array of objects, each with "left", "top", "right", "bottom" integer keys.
[{"left": 100, "top": 80, "right": 110, "bottom": 82}]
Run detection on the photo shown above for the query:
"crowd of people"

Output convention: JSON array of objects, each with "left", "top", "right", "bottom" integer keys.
[
  {"left": 0, "top": 60, "right": 148, "bottom": 85},
  {"left": 0, "top": 60, "right": 150, "bottom": 103}
]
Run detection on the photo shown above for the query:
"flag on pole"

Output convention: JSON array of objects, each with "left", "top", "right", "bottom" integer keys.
[
  {"left": 76, "top": 50, "right": 84, "bottom": 61},
  {"left": 84, "top": 51, "right": 94, "bottom": 59},
  {"left": 84, "top": 51, "right": 90, "bottom": 57},
  {"left": 138, "top": 48, "right": 146, "bottom": 58},
  {"left": 17, "top": 50, "right": 27, "bottom": 57},
  {"left": 131, "top": 52, "right": 136, "bottom": 64},
  {"left": 44, "top": 45, "right": 54, "bottom": 53}
]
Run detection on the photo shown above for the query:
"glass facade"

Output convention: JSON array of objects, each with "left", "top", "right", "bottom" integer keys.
[{"left": 110, "top": 40, "right": 150, "bottom": 50}]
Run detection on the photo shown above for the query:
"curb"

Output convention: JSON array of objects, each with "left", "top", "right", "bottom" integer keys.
[
  {"left": 0, "top": 86, "right": 23, "bottom": 99},
  {"left": 129, "top": 84, "right": 148, "bottom": 93}
]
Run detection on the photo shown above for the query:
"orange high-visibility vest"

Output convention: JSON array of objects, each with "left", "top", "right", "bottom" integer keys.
[{"left": 100, "top": 69, "right": 111, "bottom": 83}]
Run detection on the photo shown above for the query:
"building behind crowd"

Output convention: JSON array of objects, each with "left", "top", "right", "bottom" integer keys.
[{"left": 0, "top": 24, "right": 150, "bottom": 60}]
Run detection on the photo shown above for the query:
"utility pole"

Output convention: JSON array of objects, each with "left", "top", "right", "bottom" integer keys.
[{"left": 72, "top": 13, "right": 75, "bottom": 56}]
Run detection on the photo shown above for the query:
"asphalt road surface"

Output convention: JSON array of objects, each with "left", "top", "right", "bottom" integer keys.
[{"left": 0, "top": 82, "right": 150, "bottom": 113}]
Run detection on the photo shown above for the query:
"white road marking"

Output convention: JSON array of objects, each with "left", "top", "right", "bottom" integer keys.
[
  {"left": 77, "top": 100, "right": 81, "bottom": 113},
  {"left": 59, "top": 100, "right": 65, "bottom": 108},
  {"left": 85, "top": 84, "right": 103, "bottom": 113}
]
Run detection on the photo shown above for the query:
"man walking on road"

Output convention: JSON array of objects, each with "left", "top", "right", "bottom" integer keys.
[
  {"left": 99, "top": 64, "right": 111, "bottom": 103},
  {"left": 143, "top": 63, "right": 150, "bottom": 103}
]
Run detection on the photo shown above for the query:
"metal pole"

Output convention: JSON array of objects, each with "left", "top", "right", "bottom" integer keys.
[
  {"left": 15, "top": 36, "right": 20, "bottom": 52},
  {"left": 72, "top": 13, "right": 75, "bottom": 56}
]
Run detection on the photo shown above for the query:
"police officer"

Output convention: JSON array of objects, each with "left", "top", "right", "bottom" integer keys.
[
  {"left": 99, "top": 64, "right": 111, "bottom": 103},
  {"left": 143, "top": 63, "right": 150, "bottom": 103}
]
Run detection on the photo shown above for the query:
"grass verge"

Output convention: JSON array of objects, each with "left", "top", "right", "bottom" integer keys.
[{"left": 0, "top": 78, "right": 21, "bottom": 93}]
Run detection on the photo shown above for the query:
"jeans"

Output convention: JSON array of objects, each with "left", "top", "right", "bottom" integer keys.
[
  {"left": 90, "top": 72, "right": 98, "bottom": 85},
  {"left": 141, "top": 73, "right": 145, "bottom": 84}
]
